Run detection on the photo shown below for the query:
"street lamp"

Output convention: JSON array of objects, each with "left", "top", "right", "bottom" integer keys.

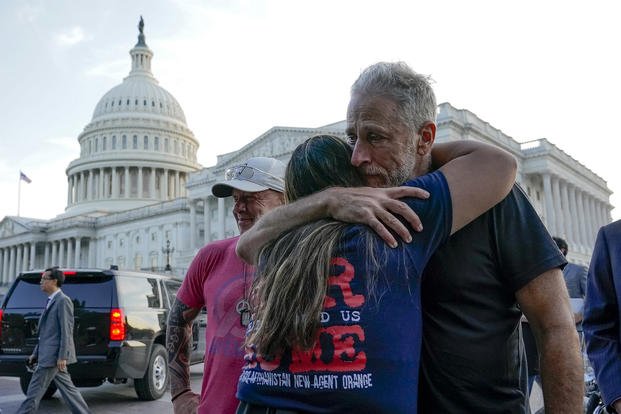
[{"left": 162, "top": 239, "right": 175, "bottom": 272}]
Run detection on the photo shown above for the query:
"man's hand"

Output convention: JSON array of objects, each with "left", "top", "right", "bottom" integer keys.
[
  {"left": 237, "top": 185, "right": 429, "bottom": 264},
  {"left": 172, "top": 390, "right": 200, "bottom": 414},
  {"left": 323, "top": 186, "right": 429, "bottom": 248},
  {"left": 57, "top": 359, "right": 67, "bottom": 372},
  {"left": 613, "top": 399, "right": 621, "bottom": 413}
]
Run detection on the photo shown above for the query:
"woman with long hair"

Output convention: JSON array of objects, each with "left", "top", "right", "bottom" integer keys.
[{"left": 237, "top": 134, "right": 516, "bottom": 413}]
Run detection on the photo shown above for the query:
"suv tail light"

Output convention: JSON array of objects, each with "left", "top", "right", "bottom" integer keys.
[
  {"left": 110, "top": 308, "right": 125, "bottom": 341},
  {"left": 0, "top": 309, "right": 3, "bottom": 340}
]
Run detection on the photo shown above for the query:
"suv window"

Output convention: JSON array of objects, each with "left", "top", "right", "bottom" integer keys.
[
  {"left": 6, "top": 275, "right": 114, "bottom": 309},
  {"left": 117, "top": 276, "right": 161, "bottom": 308},
  {"left": 163, "top": 280, "right": 182, "bottom": 308}
]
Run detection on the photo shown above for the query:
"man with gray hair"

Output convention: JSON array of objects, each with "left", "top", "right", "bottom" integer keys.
[
  {"left": 167, "top": 157, "right": 285, "bottom": 414},
  {"left": 237, "top": 62, "right": 582, "bottom": 413}
]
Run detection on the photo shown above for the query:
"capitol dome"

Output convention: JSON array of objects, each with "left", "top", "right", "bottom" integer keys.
[
  {"left": 91, "top": 47, "right": 187, "bottom": 125},
  {"left": 63, "top": 18, "right": 201, "bottom": 217}
]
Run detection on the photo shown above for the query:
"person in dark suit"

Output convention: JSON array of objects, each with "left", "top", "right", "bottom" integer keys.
[
  {"left": 584, "top": 219, "right": 621, "bottom": 413},
  {"left": 17, "top": 267, "right": 91, "bottom": 414}
]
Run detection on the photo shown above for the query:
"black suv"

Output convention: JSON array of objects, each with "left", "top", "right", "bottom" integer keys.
[{"left": 0, "top": 268, "right": 205, "bottom": 400}]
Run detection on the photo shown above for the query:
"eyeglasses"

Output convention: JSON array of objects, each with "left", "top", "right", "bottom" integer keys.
[
  {"left": 224, "top": 165, "right": 281, "bottom": 183},
  {"left": 41, "top": 275, "right": 54, "bottom": 281}
]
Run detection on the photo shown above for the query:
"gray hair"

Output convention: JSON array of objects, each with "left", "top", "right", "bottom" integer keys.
[{"left": 351, "top": 62, "right": 437, "bottom": 132}]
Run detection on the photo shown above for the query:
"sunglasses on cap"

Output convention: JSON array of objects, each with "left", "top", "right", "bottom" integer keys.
[{"left": 224, "top": 165, "right": 281, "bottom": 183}]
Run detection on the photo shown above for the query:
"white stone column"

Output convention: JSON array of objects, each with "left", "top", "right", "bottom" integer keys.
[
  {"left": 175, "top": 171, "right": 181, "bottom": 198},
  {"left": 559, "top": 181, "right": 573, "bottom": 244},
  {"left": 77, "top": 172, "right": 83, "bottom": 202},
  {"left": 44, "top": 243, "right": 50, "bottom": 268},
  {"left": 587, "top": 196, "right": 598, "bottom": 247},
  {"left": 15, "top": 245, "right": 23, "bottom": 275},
  {"left": 87, "top": 170, "right": 93, "bottom": 200},
  {"left": 88, "top": 238, "right": 95, "bottom": 267},
  {"left": 542, "top": 174, "right": 555, "bottom": 235},
  {"left": 203, "top": 197, "right": 211, "bottom": 244},
  {"left": 163, "top": 169, "right": 169, "bottom": 200},
  {"left": 150, "top": 168, "right": 156, "bottom": 198},
  {"left": 67, "top": 239, "right": 74, "bottom": 268},
  {"left": 138, "top": 167, "right": 144, "bottom": 198},
  {"left": 99, "top": 168, "right": 105, "bottom": 199},
  {"left": 599, "top": 202, "right": 608, "bottom": 227},
  {"left": 218, "top": 197, "right": 226, "bottom": 239},
  {"left": 112, "top": 167, "right": 119, "bottom": 198},
  {"left": 189, "top": 199, "right": 196, "bottom": 250},
  {"left": 29, "top": 242, "right": 36, "bottom": 270},
  {"left": 75, "top": 237, "right": 82, "bottom": 268},
  {"left": 3, "top": 248, "right": 10, "bottom": 284},
  {"left": 124, "top": 167, "right": 130, "bottom": 198},
  {"left": 567, "top": 185, "right": 581, "bottom": 251},
  {"left": 22, "top": 244, "right": 30, "bottom": 272},
  {"left": 8, "top": 246, "right": 16, "bottom": 282},
  {"left": 551, "top": 176, "right": 563, "bottom": 237},
  {"left": 51, "top": 241, "right": 58, "bottom": 266},
  {"left": 58, "top": 240, "right": 65, "bottom": 267},
  {"left": 576, "top": 191, "right": 589, "bottom": 252},
  {"left": 67, "top": 176, "right": 72, "bottom": 205}
]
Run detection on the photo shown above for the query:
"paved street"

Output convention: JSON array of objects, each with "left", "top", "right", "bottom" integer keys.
[
  {"left": 0, "top": 363, "right": 204, "bottom": 414},
  {"left": 0, "top": 362, "right": 544, "bottom": 413}
]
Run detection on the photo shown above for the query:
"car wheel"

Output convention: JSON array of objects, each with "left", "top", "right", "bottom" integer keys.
[
  {"left": 134, "top": 343, "right": 168, "bottom": 400},
  {"left": 20, "top": 373, "right": 58, "bottom": 399}
]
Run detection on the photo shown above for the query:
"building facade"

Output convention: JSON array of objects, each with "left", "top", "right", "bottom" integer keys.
[{"left": 0, "top": 26, "right": 613, "bottom": 292}]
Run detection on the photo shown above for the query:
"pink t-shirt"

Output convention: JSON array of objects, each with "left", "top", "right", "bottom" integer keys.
[{"left": 177, "top": 236, "right": 253, "bottom": 414}]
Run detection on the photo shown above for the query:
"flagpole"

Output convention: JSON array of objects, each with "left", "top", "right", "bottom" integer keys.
[{"left": 17, "top": 174, "right": 21, "bottom": 217}]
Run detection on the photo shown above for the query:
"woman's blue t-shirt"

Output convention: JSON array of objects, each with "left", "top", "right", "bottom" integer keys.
[{"left": 237, "top": 170, "right": 452, "bottom": 413}]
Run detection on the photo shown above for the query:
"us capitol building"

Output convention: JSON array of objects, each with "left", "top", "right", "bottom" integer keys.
[{"left": 0, "top": 23, "right": 614, "bottom": 290}]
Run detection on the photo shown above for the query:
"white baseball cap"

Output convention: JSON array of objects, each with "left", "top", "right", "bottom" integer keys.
[{"left": 211, "top": 157, "right": 286, "bottom": 198}]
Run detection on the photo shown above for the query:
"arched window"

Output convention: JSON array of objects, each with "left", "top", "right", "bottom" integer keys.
[
  {"left": 164, "top": 138, "right": 169, "bottom": 153},
  {"left": 154, "top": 137, "right": 159, "bottom": 151},
  {"left": 133, "top": 135, "right": 138, "bottom": 149},
  {"left": 122, "top": 135, "right": 127, "bottom": 149},
  {"left": 112, "top": 136, "right": 117, "bottom": 150},
  {"left": 95, "top": 137, "right": 99, "bottom": 152},
  {"left": 103, "top": 137, "right": 107, "bottom": 150},
  {"left": 144, "top": 136, "right": 148, "bottom": 150}
]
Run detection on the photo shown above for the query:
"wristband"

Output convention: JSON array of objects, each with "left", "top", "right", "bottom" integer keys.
[{"left": 171, "top": 389, "right": 191, "bottom": 402}]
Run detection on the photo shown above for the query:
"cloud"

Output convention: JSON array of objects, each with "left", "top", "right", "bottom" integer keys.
[
  {"left": 84, "top": 58, "right": 127, "bottom": 80},
  {"left": 17, "top": 3, "right": 43, "bottom": 23},
  {"left": 43, "top": 136, "right": 79, "bottom": 152},
  {"left": 55, "top": 26, "right": 87, "bottom": 46}
]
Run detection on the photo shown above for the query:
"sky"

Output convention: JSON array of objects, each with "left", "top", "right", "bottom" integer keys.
[{"left": 1, "top": 0, "right": 620, "bottom": 221}]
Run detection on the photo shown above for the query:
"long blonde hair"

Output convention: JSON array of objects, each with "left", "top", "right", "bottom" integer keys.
[{"left": 246, "top": 135, "right": 368, "bottom": 357}]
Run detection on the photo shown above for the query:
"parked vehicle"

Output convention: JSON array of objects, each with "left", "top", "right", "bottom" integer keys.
[{"left": 0, "top": 268, "right": 205, "bottom": 401}]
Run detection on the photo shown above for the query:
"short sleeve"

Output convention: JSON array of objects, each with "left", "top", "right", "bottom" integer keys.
[
  {"left": 490, "top": 184, "right": 566, "bottom": 291},
  {"left": 177, "top": 245, "right": 223, "bottom": 308},
  {"left": 402, "top": 171, "right": 453, "bottom": 260}
]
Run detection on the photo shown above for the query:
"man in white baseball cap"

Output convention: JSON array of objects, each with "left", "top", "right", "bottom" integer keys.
[{"left": 167, "top": 157, "right": 285, "bottom": 414}]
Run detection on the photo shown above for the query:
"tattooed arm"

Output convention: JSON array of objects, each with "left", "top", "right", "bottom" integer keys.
[{"left": 166, "top": 297, "right": 202, "bottom": 414}]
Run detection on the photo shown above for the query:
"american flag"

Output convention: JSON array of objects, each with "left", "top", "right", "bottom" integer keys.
[{"left": 20, "top": 171, "right": 32, "bottom": 183}]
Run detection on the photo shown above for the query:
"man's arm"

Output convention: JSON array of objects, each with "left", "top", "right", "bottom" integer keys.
[
  {"left": 517, "top": 269, "right": 583, "bottom": 413},
  {"left": 57, "top": 296, "right": 74, "bottom": 372},
  {"left": 584, "top": 225, "right": 621, "bottom": 409},
  {"left": 166, "top": 297, "right": 201, "bottom": 413},
  {"left": 237, "top": 186, "right": 430, "bottom": 264}
]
